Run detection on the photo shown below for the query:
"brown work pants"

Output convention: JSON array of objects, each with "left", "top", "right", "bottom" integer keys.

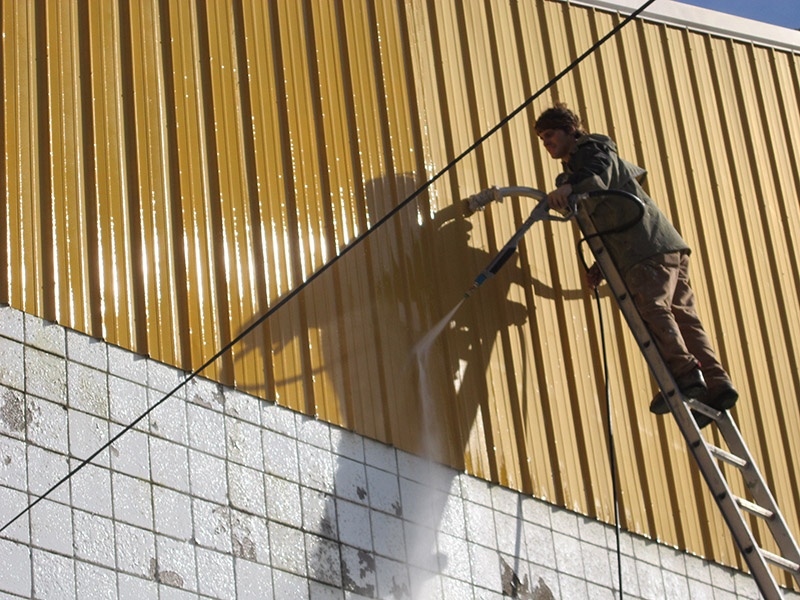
[{"left": 624, "top": 251, "right": 731, "bottom": 390}]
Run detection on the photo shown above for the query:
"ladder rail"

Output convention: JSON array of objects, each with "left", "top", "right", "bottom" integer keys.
[
  {"left": 717, "top": 413, "right": 800, "bottom": 587},
  {"left": 569, "top": 194, "right": 791, "bottom": 600}
]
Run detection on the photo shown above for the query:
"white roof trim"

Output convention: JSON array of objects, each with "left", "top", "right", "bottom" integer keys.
[{"left": 564, "top": 0, "right": 800, "bottom": 53}]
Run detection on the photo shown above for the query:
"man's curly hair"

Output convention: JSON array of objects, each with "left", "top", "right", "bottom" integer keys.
[{"left": 534, "top": 103, "right": 587, "bottom": 137}]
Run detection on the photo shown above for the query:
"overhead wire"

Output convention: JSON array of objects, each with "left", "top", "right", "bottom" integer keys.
[{"left": 0, "top": 0, "right": 658, "bottom": 541}]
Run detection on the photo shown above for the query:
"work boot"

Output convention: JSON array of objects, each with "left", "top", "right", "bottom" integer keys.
[
  {"left": 649, "top": 367, "right": 707, "bottom": 415},
  {"left": 693, "top": 383, "right": 739, "bottom": 429}
]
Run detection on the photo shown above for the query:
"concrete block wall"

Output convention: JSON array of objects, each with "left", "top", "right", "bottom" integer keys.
[{"left": 0, "top": 305, "right": 797, "bottom": 600}]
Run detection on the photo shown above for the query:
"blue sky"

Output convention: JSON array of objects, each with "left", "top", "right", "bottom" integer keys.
[{"left": 675, "top": 0, "right": 800, "bottom": 29}]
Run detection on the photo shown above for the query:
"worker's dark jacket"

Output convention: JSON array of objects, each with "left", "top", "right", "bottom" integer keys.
[{"left": 556, "top": 134, "right": 688, "bottom": 274}]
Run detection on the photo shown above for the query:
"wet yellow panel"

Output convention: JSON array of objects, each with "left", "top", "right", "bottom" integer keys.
[
  {"left": 4, "top": 1, "right": 41, "bottom": 315},
  {"left": 126, "top": 0, "right": 182, "bottom": 366},
  {"left": 165, "top": 0, "right": 229, "bottom": 383},
  {"left": 45, "top": 0, "right": 89, "bottom": 332}
]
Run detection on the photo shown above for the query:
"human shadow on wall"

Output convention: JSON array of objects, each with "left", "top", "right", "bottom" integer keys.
[{"left": 231, "top": 172, "right": 561, "bottom": 597}]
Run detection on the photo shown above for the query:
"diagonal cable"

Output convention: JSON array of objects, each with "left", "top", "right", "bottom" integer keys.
[{"left": 1, "top": 0, "right": 657, "bottom": 535}]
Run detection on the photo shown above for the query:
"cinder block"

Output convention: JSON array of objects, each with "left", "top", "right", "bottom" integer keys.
[
  {"left": 262, "top": 401, "right": 297, "bottom": 437},
  {"left": 375, "top": 555, "right": 410, "bottom": 599},
  {"left": 334, "top": 457, "right": 369, "bottom": 506},
  {"left": 27, "top": 445, "right": 70, "bottom": 504},
  {"left": 0, "top": 434, "right": 27, "bottom": 491},
  {"left": 117, "top": 573, "right": 158, "bottom": 600},
  {"left": 25, "top": 314, "right": 65, "bottom": 356},
  {"left": 549, "top": 506, "right": 579, "bottom": 538},
  {"left": 0, "top": 305, "right": 25, "bottom": 342},
  {"left": 296, "top": 413, "right": 331, "bottom": 451},
  {"left": 223, "top": 388, "right": 261, "bottom": 425},
  {"left": 226, "top": 416, "right": 264, "bottom": 471},
  {"left": 235, "top": 558, "right": 274, "bottom": 600},
  {"left": 523, "top": 521, "right": 556, "bottom": 570},
  {"left": 149, "top": 437, "right": 190, "bottom": 493},
  {"left": 662, "top": 569, "right": 691, "bottom": 600},
  {"left": 459, "top": 475, "right": 492, "bottom": 508},
  {"left": 73, "top": 509, "right": 116, "bottom": 568},
  {"left": 188, "top": 449, "right": 228, "bottom": 504},
  {"left": 635, "top": 559, "right": 666, "bottom": 600},
  {"left": 402, "top": 521, "right": 436, "bottom": 571},
  {"left": 108, "top": 344, "right": 147, "bottom": 385},
  {"left": 331, "top": 428, "right": 364, "bottom": 464},
  {"left": 468, "top": 543, "right": 502, "bottom": 592},
  {"left": 464, "top": 501, "right": 497, "bottom": 549},
  {"left": 110, "top": 426, "right": 151, "bottom": 480},
  {"left": 263, "top": 430, "right": 299, "bottom": 482},
  {"left": 66, "top": 329, "right": 107, "bottom": 371},
  {"left": 32, "top": 549, "right": 75, "bottom": 599},
  {"left": 187, "top": 403, "right": 226, "bottom": 457},
  {"left": 115, "top": 522, "right": 156, "bottom": 579},
  {"left": 272, "top": 568, "right": 309, "bottom": 600},
  {"left": 269, "top": 522, "right": 307, "bottom": 576},
  {"left": 108, "top": 375, "right": 148, "bottom": 428},
  {"left": 371, "top": 510, "right": 405, "bottom": 563},
  {"left": 148, "top": 392, "right": 188, "bottom": 445},
  {"left": 196, "top": 546, "right": 236, "bottom": 599},
  {"left": 340, "top": 545, "right": 376, "bottom": 598},
  {"left": 112, "top": 472, "right": 154, "bottom": 530},
  {"left": 309, "top": 579, "right": 343, "bottom": 600},
  {"left": 228, "top": 462, "right": 266, "bottom": 515},
  {"left": 184, "top": 376, "right": 223, "bottom": 410},
  {"left": 553, "top": 531, "right": 585, "bottom": 579},
  {"left": 30, "top": 498, "right": 73, "bottom": 556},
  {"left": 265, "top": 474, "right": 302, "bottom": 528},
  {"left": 438, "top": 492, "right": 466, "bottom": 539},
  {"left": 26, "top": 348, "right": 67, "bottom": 405},
  {"left": 581, "top": 540, "right": 613, "bottom": 589},
  {"left": 155, "top": 535, "right": 198, "bottom": 592},
  {"left": 306, "top": 533, "right": 342, "bottom": 588},
  {"left": 337, "top": 499, "right": 372, "bottom": 552},
  {"left": 299, "top": 443, "right": 334, "bottom": 494},
  {"left": 68, "top": 408, "right": 109, "bottom": 465},
  {"left": 557, "top": 572, "right": 589, "bottom": 600},
  {"left": 27, "top": 396, "right": 68, "bottom": 453},
  {"left": 67, "top": 361, "right": 108, "bottom": 418},
  {"left": 708, "top": 562, "right": 736, "bottom": 592},
  {"left": 193, "top": 498, "right": 232, "bottom": 553},
  {"left": 147, "top": 358, "right": 186, "bottom": 396},
  {"left": 0, "top": 538, "right": 31, "bottom": 596},
  {"left": 153, "top": 485, "right": 193, "bottom": 540},
  {"left": 0, "top": 486, "right": 30, "bottom": 543},
  {"left": 491, "top": 485, "right": 520, "bottom": 517},
  {"left": 364, "top": 438, "right": 396, "bottom": 474},
  {"left": 494, "top": 511, "right": 526, "bottom": 562},
  {"left": 0, "top": 339, "right": 24, "bottom": 393},
  {"left": 365, "top": 466, "right": 400, "bottom": 516},
  {"left": 301, "top": 486, "right": 338, "bottom": 540},
  {"left": 231, "top": 509, "right": 270, "bottom": 565},
  {"left": 75, "top": 562, "right": 117, "bottom": 600}
]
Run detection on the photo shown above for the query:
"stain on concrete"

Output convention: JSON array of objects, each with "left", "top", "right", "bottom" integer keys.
[
  {"left": 356, "top": 486, "right": 367, "bottom": 501},
  {"left": 392, "top": 501, "right": 403, "bottom": 517},
  {"left": 149, "top": 558, "right": 185, "bottom": 588},
  {"left": 341, "top": 549, "right": 376, "bottom": 597},
  {"left": 501, "top": 558, "right": 556, "bottom": 599},
  {"left": 0, "top": 389, "right": 28, "bottom": 433},
  {"left": 390, "top": 576, "right": 410, "bottom": 598},
  {"left": 233, "top": 530, "right": 257, "bottom": 561}
]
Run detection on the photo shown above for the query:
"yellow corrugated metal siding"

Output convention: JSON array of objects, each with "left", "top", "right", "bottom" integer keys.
[{"left": 4, "top": 0, "right": 800, "bottom": 584}]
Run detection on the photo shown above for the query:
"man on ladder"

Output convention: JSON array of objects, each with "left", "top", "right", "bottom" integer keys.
[{"left": 535, "top": 103, "right": 738, "bottom": 426}]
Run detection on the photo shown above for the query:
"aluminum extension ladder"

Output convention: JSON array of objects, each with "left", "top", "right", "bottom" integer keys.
[{"left": 567, "top": 190, "right": 800, "bottom": 600}]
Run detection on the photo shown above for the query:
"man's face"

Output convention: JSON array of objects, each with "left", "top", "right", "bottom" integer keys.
[{"left": 538, "top": 128, "right": 576, "bottom": 160}]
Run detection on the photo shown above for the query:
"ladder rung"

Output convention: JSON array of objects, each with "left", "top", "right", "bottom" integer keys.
[
  {"left": 708, "top": 444, "right": 747, "bottom": 469},
  {"left": 734, "top": 494, "right": 774, "bottom": 520},
  {"left": 760, "top": 548, "right": 800, "bottom": 574}
]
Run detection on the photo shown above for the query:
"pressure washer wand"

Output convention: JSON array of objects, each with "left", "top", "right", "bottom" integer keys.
[{"left": 464, "top": 195, "right": 572, "bottom": 299}]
